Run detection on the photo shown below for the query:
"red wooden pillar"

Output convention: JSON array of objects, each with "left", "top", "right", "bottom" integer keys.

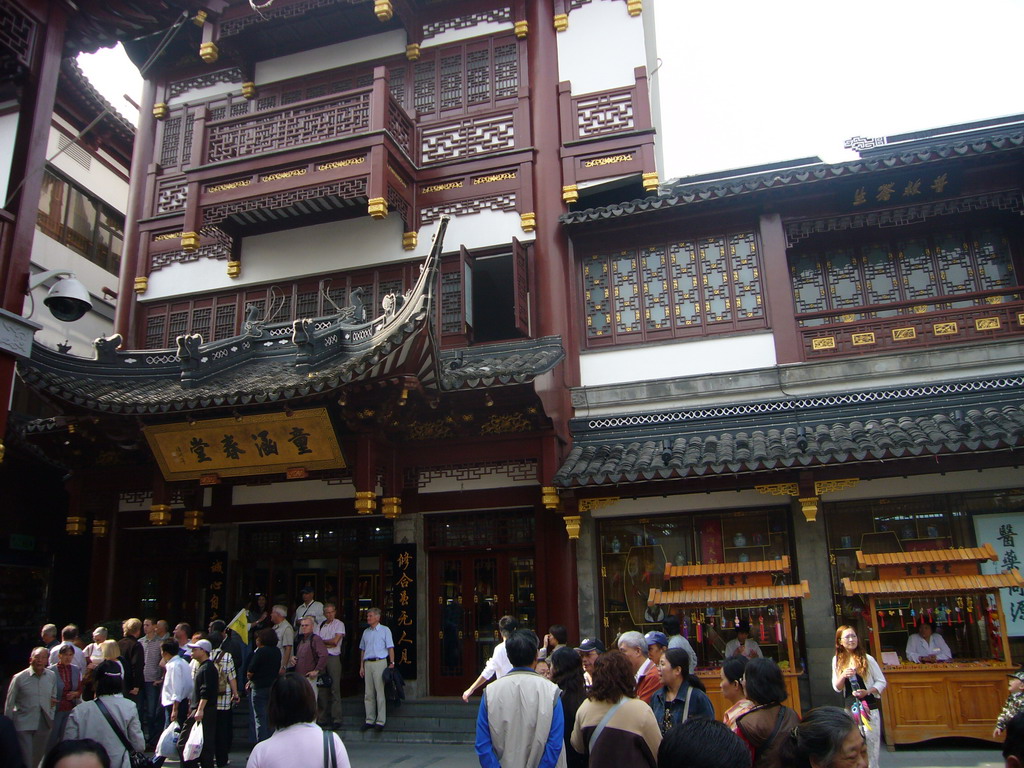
[
  {"left": 0, "top": 1, "right": 67, "bottom": 448},
  {"left": 115, "top": 77, "right": 159, "bottom": 339},
  {"left": 759, "top": 213, "right": 801, "bottom": 364}
]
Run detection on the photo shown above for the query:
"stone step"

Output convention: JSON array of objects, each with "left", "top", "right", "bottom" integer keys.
[{"left": 231, "top": 696, "right": 477, "bottom": 746}]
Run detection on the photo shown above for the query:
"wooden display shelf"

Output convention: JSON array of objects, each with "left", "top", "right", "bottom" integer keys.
[{"left": 841, "top": 543, "right": 1022, "bottom": 746}]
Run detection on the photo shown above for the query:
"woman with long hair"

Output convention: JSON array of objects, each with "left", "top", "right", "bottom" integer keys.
[
  {"left": 570, "top": 650, "right": 661, "bottom": 768},
  {"left": 831, "top": 626, "right": 885, "bottom": 768},
  {"left": 720, "top": 655, "right": 754, "bottom": 732},
  {"left": 649, "top": 647, "right": 714, "bottom": 735},
  {"left": 245, "top": 674, "right": 350, "bottom": 768},
  {"left": 734, "top": 657, "right": 800, "bottom": 768},
  {"left": 779, "top": 706, "right": 868, "bottom": 768},
  {"left": 550, "top": 647, "right": 586, "bottom": 768}
]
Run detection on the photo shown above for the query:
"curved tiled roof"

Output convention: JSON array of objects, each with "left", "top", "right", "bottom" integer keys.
[
  {"left": 19, "top": 335, "right": 564, "bottom": 416},
  {"left": 553, "top": 405, "right": 1024, "bottom": 487},
  {"left": 560, "top": 132, "right": 1024, "bottom": 225}
]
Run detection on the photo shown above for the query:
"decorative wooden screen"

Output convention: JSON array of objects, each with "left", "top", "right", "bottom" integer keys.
[
  {"left": 583, "top": 231, "right": 766, "bottom": 346},
  {"left": 790, "top": 227, "right": 1018, "bottom": 322}
]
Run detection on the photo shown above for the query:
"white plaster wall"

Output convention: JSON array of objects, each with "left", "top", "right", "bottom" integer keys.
[
  {"left": 419, "top": 208, "right": 532, "bottom": 253},
  {"left": 422, "top": 18, "right": 513, "bottom": 49},
  {"left": 47, "top": 121, "right": 129, "bottom": 211},
  {"left": 167, "top": 79, "right": 241, "bottom": 107},
  {"left": 255, "top": 30, "right": 407, "bottom": 85},
  {"left": 232, "top": 479, "right": 355, "bottom": 506},
  {"left": 0, "top": 110, "right": 18, "bottom": 204},
  {"left": 579, "top": 332, "right": 777, "bottom": 387},
  {"left": 418, "top": 466, "right": 538, "bottom": 494},
  {"left": 557, "top": 0, "right": 647, "bottom": 94},
  {"left": 145, "top": 208, "right": 532, "bottom": 301}
]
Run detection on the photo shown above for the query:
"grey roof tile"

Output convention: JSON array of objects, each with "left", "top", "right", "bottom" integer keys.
[{"left": 554, "top": 405, "right": 1024, "bottom": 487}]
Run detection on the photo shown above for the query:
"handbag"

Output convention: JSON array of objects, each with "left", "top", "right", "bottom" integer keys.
[
  {"left": 316, "top": 670, "right": 333, "bottom": 688},
  {"left": 94, "top": 697, "right": 158, "bottom": 768}
]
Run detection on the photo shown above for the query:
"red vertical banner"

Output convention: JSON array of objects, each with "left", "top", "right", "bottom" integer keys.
[
  {"left": 699, "top": 519, "right": 724, "bottom": 564},
  {"left": 390, "top": 544, "right": 417, "bottom": 679}
]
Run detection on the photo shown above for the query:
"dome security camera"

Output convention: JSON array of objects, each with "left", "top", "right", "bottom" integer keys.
[{"left": 43, "top": 276, "right": 93, "bottom": 322}]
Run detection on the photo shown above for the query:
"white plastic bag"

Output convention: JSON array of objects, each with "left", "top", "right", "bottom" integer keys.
[
  {"left": 157, "top": 721, "right": 180, "bottom": 759},
  {"left": 181, "top": 719, "right": 204, "bottom": 762}
]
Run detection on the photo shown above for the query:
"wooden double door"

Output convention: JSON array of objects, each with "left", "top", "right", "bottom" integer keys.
[{"left": 429, "top": 550, "right": 535, "bottom": 696}]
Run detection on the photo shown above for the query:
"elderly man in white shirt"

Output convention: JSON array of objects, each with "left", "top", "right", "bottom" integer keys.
[{"left": 906, "top": 622, "right": 952, "bottom": 663}]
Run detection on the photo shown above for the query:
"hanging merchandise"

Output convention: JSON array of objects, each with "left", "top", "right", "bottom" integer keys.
[
  {"left": 910, "top": 606, "right": 917, "bottom": 627},
  {"left": 696, "top": 616, "right": 703, "bottom": 644},
  {"left": 899, "top": 608, "right": 905, "bottom": 628},
  {"left": 759, "top": 613, "right": 766, "bottom": 642},
  {"left": 877, "top": 610, "right": 885, "bottom": 629}
]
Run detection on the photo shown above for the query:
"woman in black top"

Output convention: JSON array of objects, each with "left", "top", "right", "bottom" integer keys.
[
  {"left": 246, "top": 628, "right": 283, "bottom": 743},
  {"left": 550, "top": 646, "right": 587, "bottom": 768}
]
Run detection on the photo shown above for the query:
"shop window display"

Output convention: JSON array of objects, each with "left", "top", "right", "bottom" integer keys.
[{"left": 598, "top": 508, "right": 792, "bottom": 663}]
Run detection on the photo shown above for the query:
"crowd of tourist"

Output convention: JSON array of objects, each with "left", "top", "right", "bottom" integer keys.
[
  {"left": 5, "top": 605, "right": 1024, "bottom": 768},
  {"left": 2, "top": 588, "right": 355, "bottom": 768}
]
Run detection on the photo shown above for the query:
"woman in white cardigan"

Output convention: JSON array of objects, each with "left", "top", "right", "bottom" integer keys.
[
  {"left": 831, "top": 625, "right": 886, "bottom": 768},
  {"left": 64, "top": 661, "right": 144, "bottom": 768}
]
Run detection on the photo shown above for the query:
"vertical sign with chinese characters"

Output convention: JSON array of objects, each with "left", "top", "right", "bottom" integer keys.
[
  {"left": 390, "top": 544, "right": 417, "bottom": 679},
  {"left": 204, "top": 552, "right": 229, "bottom": 627},
  {"left": 975, "top": 513, "right": 1024, "bottom": 637}
]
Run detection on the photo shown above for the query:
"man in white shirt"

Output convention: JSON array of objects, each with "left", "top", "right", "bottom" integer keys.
[
  {"left": 271, "top": 605, "right": 295, "bottom": 672},
  {"left": 160, "top": 639, "right": 193, "bottom": 727},
  {"left": 293, "top": 587, "right": 325, "bottom": 630},
  {"left": 663, "top": 615, "right": 699, "bottom": 675},
  {"left": 906, "top": 622, "right": 952, "bottom": 663},
  {"left": 316, "top": 603, "right": 345, "bottom": 729},
  {"left": 724, "top": 619, "right": 763, "bottom": 660},
  {"left": 461, "top": 616, "right": 517, "bottom": 702},
  {"left": 48, "top": 625, "right": 87, "bottom": 671}
]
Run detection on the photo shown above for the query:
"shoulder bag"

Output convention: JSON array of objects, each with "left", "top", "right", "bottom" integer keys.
[
  {"left": 95, "top": 697, "right": 156, "bottom": 768},
  {"left": 588, "top": 697, "right": 626, "bottom": 754},
  {"left": 322, "top": 729, "right": 338, "bottom": 768}
]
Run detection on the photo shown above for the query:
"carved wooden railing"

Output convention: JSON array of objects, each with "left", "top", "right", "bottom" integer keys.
[
  {"left": 558, "top": 66, "right": 652, "bottom": 144},
  {"left": 797, "top": 286, "right": 1024, "bottom": 358}
]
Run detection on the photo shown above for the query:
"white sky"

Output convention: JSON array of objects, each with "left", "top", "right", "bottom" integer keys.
[{"left": 78, "top": 0, "right": 1024, "bottom": 180}]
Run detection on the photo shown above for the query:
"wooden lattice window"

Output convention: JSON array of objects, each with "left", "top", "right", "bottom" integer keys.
[
  {"left": 583, "top": 231, "right": 765, "bottom": 346},
  {"left": 790, "top": 226, "right": 1019, "bottom": 326}
]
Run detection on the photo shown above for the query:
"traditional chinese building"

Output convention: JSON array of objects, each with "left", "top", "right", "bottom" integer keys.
[
  {"left": 8, "top": 0, "right": 660, "bottom": 699},
  {"left": 554, "top": 115, "right": 1024, "bottom": 709},
  {"left": 0, "top": 0, "right": 150, "bottom": 665}
]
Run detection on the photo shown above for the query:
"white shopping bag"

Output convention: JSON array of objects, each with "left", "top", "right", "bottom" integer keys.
[
  {"left": 181, "top": 719, "right": 204, "bottom": 762},
  {"left": 158, "top": 721, "right": 180, "bottom": 759}
]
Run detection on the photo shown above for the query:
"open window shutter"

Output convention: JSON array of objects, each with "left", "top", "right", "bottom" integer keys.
[
  {"left": 438, "top": 246, "right": 474, "bottom": 345},
  {"left": 512, "top": 237, "right": 530, "bottom": 337}
]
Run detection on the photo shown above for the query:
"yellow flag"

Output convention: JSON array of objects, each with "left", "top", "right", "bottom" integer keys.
[{"left": 227, "top": 607, "right": 248, "bottom": 645}]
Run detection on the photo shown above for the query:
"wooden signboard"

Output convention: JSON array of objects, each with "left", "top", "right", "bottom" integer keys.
[{"left": 144, "top": 407, "right": 346, "bottom": 481}]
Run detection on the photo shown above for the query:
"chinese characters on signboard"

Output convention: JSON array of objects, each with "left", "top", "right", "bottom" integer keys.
[
  {"left": 390, "top": 544, "right": 417, "bottom": 679},
  {"left": 975, "top": 512, "right": 1024, "bottom": 636},
  {"left": 143, "top": 408, "right": 346, "bottom": 481},
  {"left": 840, "top": 169, "right": 960, "bottom": 212},
  {"left": 204, "top": 552, "right": 229, "bottom": 628}
]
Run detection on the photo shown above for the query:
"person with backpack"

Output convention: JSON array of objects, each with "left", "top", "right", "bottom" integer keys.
[{"left": 208, "top": 633, "right": 239, "bottom": 768}]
